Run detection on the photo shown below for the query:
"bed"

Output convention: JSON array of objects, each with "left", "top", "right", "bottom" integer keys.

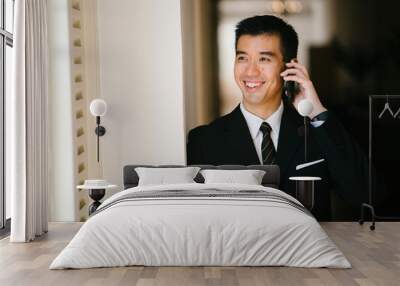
[{"left": 50, "top": 165, "right": 350, "bottom": 269}]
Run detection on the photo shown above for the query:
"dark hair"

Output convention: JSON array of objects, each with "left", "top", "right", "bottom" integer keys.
[{"left": 235, "top": 15, "right": 298, "bottom": 62}]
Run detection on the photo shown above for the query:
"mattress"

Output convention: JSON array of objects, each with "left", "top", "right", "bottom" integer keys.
[{"left": 50, "top": 183, "right": 350, "bottom": 269}]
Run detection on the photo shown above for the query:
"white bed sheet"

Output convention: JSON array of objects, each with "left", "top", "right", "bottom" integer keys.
[{"left": 50, "top": 183, "right": 350, "bottom": 269}]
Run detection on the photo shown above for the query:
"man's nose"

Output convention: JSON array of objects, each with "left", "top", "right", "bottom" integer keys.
[{"left": 245, "top": 61, "right": 260, "bottom": 77}]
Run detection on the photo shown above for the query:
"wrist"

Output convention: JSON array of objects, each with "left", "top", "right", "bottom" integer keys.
[{"left": 309, "top": 105, "right": 327, "bottom": 119}]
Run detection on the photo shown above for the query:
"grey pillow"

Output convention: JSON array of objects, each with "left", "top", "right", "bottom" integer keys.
[
  {"left": 200, "top": 169, "right": 266, "bottom": 185},
  {"left": 135, "top": 167, "right": 201, "bottom": 186}
]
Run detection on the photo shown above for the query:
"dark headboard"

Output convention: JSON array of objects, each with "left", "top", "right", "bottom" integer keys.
[{"left": 123, "top": 165, "right": 280, "bottom": 189}]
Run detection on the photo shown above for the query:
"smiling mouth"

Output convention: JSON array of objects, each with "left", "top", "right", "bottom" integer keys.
[{"left": 243, "top": 80, "right": 265, "bottom": 91}]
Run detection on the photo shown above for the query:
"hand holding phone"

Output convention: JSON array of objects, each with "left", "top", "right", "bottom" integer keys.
[{"left": 280, "top": 59, "right": 327, "bottom": 119}]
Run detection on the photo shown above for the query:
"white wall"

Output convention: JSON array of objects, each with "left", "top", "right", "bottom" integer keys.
[
  {"left": 97, "top": 0, "right": 186, "bottom": 191},
  {"left": 47, "top": 0, "right": 77, "bottom": 221}
]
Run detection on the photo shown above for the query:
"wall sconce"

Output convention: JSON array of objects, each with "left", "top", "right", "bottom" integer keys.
[{"left": 89, "top": 99, "right": 107, "bottom": 162}]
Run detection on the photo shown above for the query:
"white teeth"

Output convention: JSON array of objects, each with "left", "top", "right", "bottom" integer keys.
[{"left": 245, "top": 81, "right": 262, "bottom": 88}]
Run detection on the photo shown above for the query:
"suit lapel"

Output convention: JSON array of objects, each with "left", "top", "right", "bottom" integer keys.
[
  {"left": 223, "top": 105, "right": 260, "bottom": 164},
  {"left": 276, "top": 104, "right": 303, "bottom": 175},
  {"left": 220, "top": 103, "right": 303, "bottom": 168}
]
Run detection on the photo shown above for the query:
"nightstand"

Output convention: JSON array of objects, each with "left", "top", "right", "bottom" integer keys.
[
  {"left": 77, "top": 180, "right": 117, "bottom": 215},
  {"left": 289, "top": 176, "right": 321, "bottom": 210}
]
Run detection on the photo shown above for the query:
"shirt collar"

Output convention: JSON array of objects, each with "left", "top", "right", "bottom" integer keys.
[{"left": 240, "top": 100, "right": 284, "bottom": 140}]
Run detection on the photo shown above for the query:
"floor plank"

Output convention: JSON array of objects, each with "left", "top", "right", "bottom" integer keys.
[{"left": 0, "top": 222, "right": 399, "bottom": 286}]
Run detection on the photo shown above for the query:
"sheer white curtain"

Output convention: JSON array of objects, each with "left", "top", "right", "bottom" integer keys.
[{"left": 9, "top": 0, "right": 49, "bottom": 242}]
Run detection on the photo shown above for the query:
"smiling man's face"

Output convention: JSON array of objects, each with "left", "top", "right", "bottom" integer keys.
[{"left": 234, "top": 34, "right": 285, "bottom": 108}]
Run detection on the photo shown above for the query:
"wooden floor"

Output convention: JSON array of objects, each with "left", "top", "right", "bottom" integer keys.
[{"left": 0, "top": 222, "right": 399, "bottom": 286}]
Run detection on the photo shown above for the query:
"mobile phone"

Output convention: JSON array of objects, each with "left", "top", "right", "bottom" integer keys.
[
  {"left": 283, "top": 58, "right": 300, "bottom": 103},
  {"left": 282, "top": 59, "right": 300, "bottom": 104},
  {"left": 283, "top": 80, "right": 300, "bottom": 103}
]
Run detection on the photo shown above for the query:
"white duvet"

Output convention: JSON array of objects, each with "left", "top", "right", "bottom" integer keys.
[{"left": 50, "top": 183, "right": 351, "bottom": 269}]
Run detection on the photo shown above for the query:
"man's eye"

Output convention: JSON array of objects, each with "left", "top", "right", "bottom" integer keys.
[
  {"left": 260, "top": 57, "right": 271, "bottom": 62},
  {"left": 237, "top": 56, "right": 247, "bottom": 61}
]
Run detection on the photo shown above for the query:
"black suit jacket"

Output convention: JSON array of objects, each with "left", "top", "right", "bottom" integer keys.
[{"left": 187, "top": 103, "right": 368, "bottom": 220}]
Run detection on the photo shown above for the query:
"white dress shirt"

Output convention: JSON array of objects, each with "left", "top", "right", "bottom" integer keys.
[
  {"left": 240, "top": 101, "right": 283, "bottom": 164},
  {"left": 240, "top": 101, "right": 325, "bottom": 164}
]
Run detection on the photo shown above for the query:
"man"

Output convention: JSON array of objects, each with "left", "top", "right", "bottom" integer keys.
[{"left": 187, "top": 15, "right": 367, "bottom": 220}]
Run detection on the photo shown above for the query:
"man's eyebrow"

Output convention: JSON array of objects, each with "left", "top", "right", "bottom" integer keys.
[
  {"left": 260, "top": 51, "right": 276, "bottom": 57},
  {"left": 236, "top": 50, "right": 247, "bottom": 55},
  {"left": 235, "top": 50, "right": 277, "bottom": 57}
]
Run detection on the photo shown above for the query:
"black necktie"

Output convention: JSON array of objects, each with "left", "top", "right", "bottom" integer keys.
[{"left": 260, "top": 122, "right": 276, "bottom": 164}]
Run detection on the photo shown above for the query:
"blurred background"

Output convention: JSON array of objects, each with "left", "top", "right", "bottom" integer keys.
[
  {"left": 182, "top": 0, "right": 400, "bottom": 218},
  {"left": 40, "top": 0, "right": 399, "bottom": 222}
]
